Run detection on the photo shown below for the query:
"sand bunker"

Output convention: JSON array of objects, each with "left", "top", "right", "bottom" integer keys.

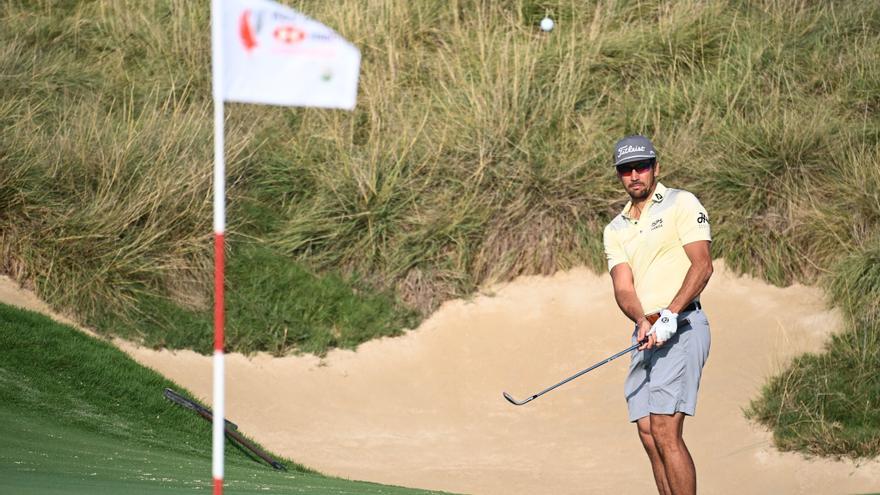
[{"left": 3, "top": 262, "right": 879, "bottom": 494}]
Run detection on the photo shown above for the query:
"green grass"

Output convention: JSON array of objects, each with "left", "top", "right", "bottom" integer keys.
[
  {"left": 85, "top": 243, "right": 418, "bottom": 355},
  {"left": 1, "top": 0, "right": 878, "bottom": 458},
  {"left": 0, "top": 411, "right": 437, "bottom": 495},
  {"left": 0, "top": 302, "right": 450, "bottom": 494}
]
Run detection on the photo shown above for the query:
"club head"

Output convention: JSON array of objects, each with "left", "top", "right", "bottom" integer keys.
[{"left": 502, "top": 391, "right": 534, "bottom": 406}]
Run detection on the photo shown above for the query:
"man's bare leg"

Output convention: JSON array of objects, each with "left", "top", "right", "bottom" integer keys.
[
  {"left": 636, "top": 416, "right": 672, "bottom": 495},
  {"left": 650, "top": 412, "right": 696, "bottom": 495}
]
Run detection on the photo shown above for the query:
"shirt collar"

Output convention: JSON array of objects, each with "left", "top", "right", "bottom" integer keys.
[{"left": 621, "top": 182, "right": 668, "bottom": 220}]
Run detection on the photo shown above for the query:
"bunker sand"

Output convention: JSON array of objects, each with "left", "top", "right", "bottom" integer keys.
[{"left": 3, "top": 262, "right": 879, "bottom": 494}]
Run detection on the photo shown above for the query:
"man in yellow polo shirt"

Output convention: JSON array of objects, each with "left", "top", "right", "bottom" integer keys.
[{"left": 603, "top": 135, "right": 713, "bottom": 495}]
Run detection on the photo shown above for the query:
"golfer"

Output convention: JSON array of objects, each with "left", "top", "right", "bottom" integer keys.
[{"left": 603, "top": 135, "right": 713, "bottom": 495}]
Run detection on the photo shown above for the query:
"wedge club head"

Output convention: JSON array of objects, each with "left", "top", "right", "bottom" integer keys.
[{"left": 502, "top": 391, "right": 536, "bottom": 406}]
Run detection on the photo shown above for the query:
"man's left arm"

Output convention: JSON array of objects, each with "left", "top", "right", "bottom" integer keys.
[
  {"left": 666, "top": 241, "right": 713, "bottom": 314},
  {"left": 667, "top": 191, "right": 713, "bottom": 312},
  {"left": 650, "top": 192, "right": 713, "bottom": 344}
]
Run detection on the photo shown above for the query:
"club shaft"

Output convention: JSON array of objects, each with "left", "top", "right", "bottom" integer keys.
[{"left": 523, "top": 341, "right": 641, "bottom": 401}]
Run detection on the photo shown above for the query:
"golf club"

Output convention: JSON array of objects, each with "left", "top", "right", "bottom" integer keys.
[
  {"left": 503, "top": 337, "right": 648, "bottom": 406},
  {"left": 163, "top": 388, "right": 287, "bottom": 471}
]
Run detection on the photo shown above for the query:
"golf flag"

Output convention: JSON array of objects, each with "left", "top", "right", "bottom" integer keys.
[
  {"left": 219, "top": 0, "right": 361, "bottom": 109},
  {"left": 211, "top": 1, "right": 360, "bottom": 494}
]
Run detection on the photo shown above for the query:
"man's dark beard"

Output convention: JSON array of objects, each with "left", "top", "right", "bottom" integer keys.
[{"left": 627, "top": 183, "right": 651, "bottom": 200}]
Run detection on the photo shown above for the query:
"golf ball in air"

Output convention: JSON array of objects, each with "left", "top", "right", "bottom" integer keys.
[{"left": 540, "top": 17, "right": 554, "bottom": 32}]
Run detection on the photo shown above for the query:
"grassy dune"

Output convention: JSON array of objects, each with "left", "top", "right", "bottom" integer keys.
[{"left": 1, "top": 1, "right": 877, "bottom": 457}]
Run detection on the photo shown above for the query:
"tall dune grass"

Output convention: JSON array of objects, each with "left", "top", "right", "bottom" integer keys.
[
  {"left": 0, "top": 84, "right": 255, "bottom": 321},
  {"left": 1, "top": 0, "right": 878, "bottom": 456}
]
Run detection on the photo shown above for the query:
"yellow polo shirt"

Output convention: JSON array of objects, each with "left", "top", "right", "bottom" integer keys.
[{"left": 603, "top": 182, "right": 711, "bottom": 314}]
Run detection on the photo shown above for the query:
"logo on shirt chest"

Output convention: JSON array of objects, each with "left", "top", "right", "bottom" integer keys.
[{"left": 650, "top": 218, "right": 664, "bottom": 231}]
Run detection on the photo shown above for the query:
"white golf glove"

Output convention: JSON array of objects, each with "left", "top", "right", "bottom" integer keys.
[{"left": 648, "top": 309, "right": 678, "bottom": 343}]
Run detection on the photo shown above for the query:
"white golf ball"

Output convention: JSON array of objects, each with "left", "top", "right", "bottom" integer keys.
[{"left": 540, "top": 17, "right": 554, "bottom": 32}]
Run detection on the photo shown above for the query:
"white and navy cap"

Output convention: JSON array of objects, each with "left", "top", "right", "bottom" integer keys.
[{"left": 613, "top": 135, "right": 657, "bottom": 166}]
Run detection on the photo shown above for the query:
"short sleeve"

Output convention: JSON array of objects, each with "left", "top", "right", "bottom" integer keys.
[
  {"left": 675, "top": 192, "right": 712, "bottom": 244},
  {"left": 603, "top": 223, "right": 628, "bottom": 271}
]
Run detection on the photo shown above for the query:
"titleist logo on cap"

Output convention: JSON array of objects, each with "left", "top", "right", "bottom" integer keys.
[
  {"left": 617, "top": 145, "right": 649, "bottom": 157},
  {"left": 613, "top": 135, "right": 657, "bottom": 166}
]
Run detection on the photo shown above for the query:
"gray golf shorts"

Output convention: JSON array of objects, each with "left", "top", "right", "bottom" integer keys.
[{"left": 624, "top": 309, "right": 711, "bottom": 422}]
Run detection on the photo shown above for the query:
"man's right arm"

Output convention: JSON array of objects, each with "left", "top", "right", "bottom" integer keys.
[
  {"left": 610, "top": 264, "right": 655, "bottom": 349},
  {"left": 609, "top": 263, "right": 643, "bottom": 323},
  {"left": 604, "top": 224, "right": 655, "bottom": 348}
]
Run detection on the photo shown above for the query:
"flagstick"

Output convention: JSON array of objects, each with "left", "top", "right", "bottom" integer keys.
[
  {"left": 211, "top": 108, "right": 227, "bottom": 494},
  {"left": 210, "top": 1, "right": 225, "bottom": 494},
  {"left": 208, "top": 3, "right": 360, "bottom": 492}
]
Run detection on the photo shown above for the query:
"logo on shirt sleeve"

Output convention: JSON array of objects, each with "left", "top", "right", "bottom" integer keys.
[{"left": 697, "top": 212, "right": 710, "bottom": 224}]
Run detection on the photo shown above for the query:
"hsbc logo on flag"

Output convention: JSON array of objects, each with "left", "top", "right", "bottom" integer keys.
[
  {"left": 239, "top": 10, "right": 309, "bottom": 51},
  {"left": 238, "top": 9, "right": 334, "bottom": 53},
  {"left": 274, "top": 25, "right": 306, "bottom": 44}
]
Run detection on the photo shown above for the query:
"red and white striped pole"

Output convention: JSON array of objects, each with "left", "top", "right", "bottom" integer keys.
[{"left": 211, "top": 1, "right": 226, "bottom": 494}]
